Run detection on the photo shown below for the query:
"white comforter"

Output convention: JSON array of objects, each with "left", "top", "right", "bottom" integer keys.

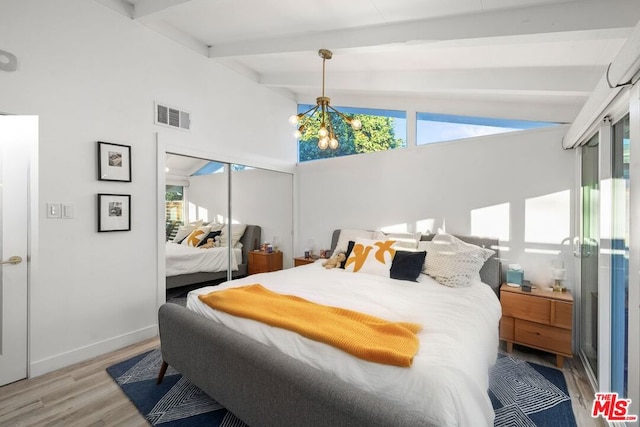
[
  {"left": 165, "top": 242, "right": 239, "bottom": 277},
  {"left": 187, "top": 260, "right": 501, "bottom": 426}
]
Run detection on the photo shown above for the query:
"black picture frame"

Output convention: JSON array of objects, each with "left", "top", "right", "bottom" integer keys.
[
  {"left": 98, "top": 193, "right": 131, "bottom": 232},
  {"left": 98, "top": 141, "right": 131, "bottom": 182}
]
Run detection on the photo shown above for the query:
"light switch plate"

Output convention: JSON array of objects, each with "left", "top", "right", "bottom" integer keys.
[
  {"left": 47, "top": 202, "right": 61, "bottom": 218},
  {"left": 62, "top": 203, "right": 74, "bottom": 219}
]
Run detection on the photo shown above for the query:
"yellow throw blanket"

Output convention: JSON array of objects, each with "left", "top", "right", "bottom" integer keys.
[{"left": 198, "top": 284, "right": 422, "bottom": 367}]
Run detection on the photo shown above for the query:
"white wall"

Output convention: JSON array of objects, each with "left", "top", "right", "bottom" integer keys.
[
  {"left": 188, "top": 168, "right": 294, "bottom": 268},
  {"left": 296, "top": 125, "right": 577, "bottom": 288},
  {"left": 0, "top": 0, "right": 295, "bottom": 375}
]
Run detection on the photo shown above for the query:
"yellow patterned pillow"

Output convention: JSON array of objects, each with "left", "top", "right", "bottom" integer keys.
[
  {"left": 344, "top": 237, "right": 397, "bottom": 277},
  {"left": 182, "top": 226, "right": 211, "bottom": 247}
]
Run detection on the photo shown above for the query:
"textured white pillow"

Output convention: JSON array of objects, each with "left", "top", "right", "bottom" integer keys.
[
  {"left": 182, "top": 225, "right": 212, "bottom": 247},
  {"left": 332, "top": 229, "right": 374, "bottom": 256},
  {"left": 343, "top": 237, "right": 397, "bottom": 277},
  {"left": 420, "top": 233, "right": 494, "bottom": 287},
  {"left": 216, "top": 224, "right": 247, "bottom": 248}
]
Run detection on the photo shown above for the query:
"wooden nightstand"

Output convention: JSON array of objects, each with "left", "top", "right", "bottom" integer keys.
[
  {"left": 293, "top": 256, "right": 319, "bottom": 267},
  {"left": 500, "top": 284, "right": 573, "bottom": 368},
  {"left": 248, "top": 251, "right": 283, "bottom": 275}
]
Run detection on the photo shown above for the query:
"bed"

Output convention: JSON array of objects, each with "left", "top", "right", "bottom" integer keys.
[
  {"left": 165, "top": 224, "right": 261, "bottom": 289},
  {"left": 158, "top": 231, "right": 501, "bottom": 426}
]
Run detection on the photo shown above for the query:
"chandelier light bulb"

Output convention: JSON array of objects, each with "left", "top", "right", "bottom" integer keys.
[
  {"left": 289, "top": 115, "right": 300, "bottom": 126},
  {"left": 329, "top": 137, "right": 338, "bottom": 149},
  {"left": 350, "top": 118, "right": 362, "bottom": 130},
  {"left": 318, "top": 126, "right": 328, "bottom": 138},
  {"left": 318, "top": 137, "right": 329, "bottom": 150},
  {"left": 293, "top": 129, "right": 302, "bottom": 139}
]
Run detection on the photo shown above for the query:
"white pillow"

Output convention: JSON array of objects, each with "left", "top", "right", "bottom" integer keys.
[
  {"left": 343, "top": 237, "right": 397, "bottom": 277},
  {"left": 209, "top": 223, "right": 224, "bottom": 232},
  {"left": 182, "top": 225, "right": 212, "bottom": 247},
  {"left": 216, "top": 224, "right": 247, "bottom": 248},
  {"left": 420, "top": 233, "right": 494, "bottom": 288},
  {"left": 173, "top": 225, "right": 196, "bottom": 243},
  {"left": 332, "top": 229, "right": 374, "bottom": 256},
  {"left": 381, "top": 232, "right": 421, "bottom": 249}
]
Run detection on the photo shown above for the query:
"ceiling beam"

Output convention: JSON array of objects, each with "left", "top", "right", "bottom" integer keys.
[
  {"left": 93, "top": 0, "right": 134, "bottom": 18},
  {"left": 208, "top": 0, "right": 640, "bottom": 58},
  {"left": 132, "top": 0, "right": 194, "bottom": 19},
  {"left": 260, "top": 67, "right": 602, "bottom": 98},
  {"left": 139, "top": 20, "right": 210, "bottom": 56}
]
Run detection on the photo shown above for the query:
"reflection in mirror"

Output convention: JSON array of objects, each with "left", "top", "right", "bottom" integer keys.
[
  {"left": 231, "top": 164, "right": 294, "bottom": 270},
  {"left": 164, "top": 153, "right": 231, "bottom": 294},
  {"left": 163, "top": 153, "right": 294, "bottom": 301}
]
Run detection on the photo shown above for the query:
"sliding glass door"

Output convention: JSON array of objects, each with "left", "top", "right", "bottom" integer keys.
[
  {"left": 580, "top": 133, "right": 600, "bottom": 379},
  {"left": 611, "top": 114, "right": 630, "bottom": 396}
]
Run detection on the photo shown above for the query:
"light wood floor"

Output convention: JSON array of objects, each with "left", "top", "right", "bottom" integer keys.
[
  {"left": 0, "top": 337, "right": 159, "bottom": 427},
  {"left": 0, "top": 337, "right": 602, "bottom": 426}
]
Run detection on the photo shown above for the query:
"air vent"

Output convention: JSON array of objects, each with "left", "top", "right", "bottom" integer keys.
[{"left": 155, "top": 102, "right": 191, "bottom": 131}]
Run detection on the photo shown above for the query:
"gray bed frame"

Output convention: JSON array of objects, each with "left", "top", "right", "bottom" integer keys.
[
  {"left": 165, "top": 225, "right": 261, "bottom": 289},
  {"left": 158, "top": 231, "right": 500, "bottom": 426}
]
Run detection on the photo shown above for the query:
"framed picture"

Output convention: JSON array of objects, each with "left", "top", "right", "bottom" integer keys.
[
  {"left": 98, "top": 193, "right": 131, "bottom": 232},
  {"left": 98, "top": 141, "right": 131, "bottom": 182}
]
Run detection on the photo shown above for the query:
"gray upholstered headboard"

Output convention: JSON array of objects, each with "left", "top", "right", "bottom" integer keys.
[
  {"left": 329, "top": 230, "right": 501, "bottom": 294},
  {"left": 239, "top": 225, "right": 261, "bottom": 265}
]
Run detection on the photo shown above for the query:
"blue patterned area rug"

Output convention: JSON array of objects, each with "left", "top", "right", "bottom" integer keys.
[
  {"left": 490, "top": 354, "right": 577, "bottom": 427},
  {"left": 108, "top": 349, "right": 577, "bottom": 426},
  {"left": 106, "top": 349, "right": 247, "bottom": 426}
]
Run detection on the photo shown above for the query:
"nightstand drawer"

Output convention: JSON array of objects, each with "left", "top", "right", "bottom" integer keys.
[
  {"left": 499, "top": 316, "right": 514, "bottom": 341},
  {"left": 515, "top": 319, "right": 572, "bottom": 355},
  {"left": 551, "top": 300, "right": 572, "bottom": 329},
  {"left": 501, "top": 292, "right": 550, "bottom": 324}
]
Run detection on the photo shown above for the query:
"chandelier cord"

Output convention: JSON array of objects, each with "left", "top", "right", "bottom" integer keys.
[{"left": 322, "top": 55, "right": 326, "bottom": 98}]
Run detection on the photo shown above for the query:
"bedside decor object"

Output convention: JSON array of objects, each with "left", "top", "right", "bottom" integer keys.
[
  {"left": 98, "top": 141, "right": 131, "bottom": 182},
  {"left": 551, "top": 267, "right": 566, "bottom": 292},
  {"left": 98, "top": 193, "right": 131, "bottom": 232},
  {"left": 506, "top": 264, "right": 524, "bottom": 286}
]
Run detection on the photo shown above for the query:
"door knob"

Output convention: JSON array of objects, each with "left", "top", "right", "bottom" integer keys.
[{"left": 0, "top": 256, "right": 22, "bottom": 265}]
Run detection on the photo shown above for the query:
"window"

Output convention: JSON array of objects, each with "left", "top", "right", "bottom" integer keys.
[
  {"left": 297, "top": 105, "right": 406, "bottom": 162},
  {"left": 192, "top": 162, "right": 253, "bottom": 175},
  {"left": 165, "top": 185, "right": 184, "bottom": 240},
  {"left": 416, "top": 112, "right": 560, "bottom": 145}
]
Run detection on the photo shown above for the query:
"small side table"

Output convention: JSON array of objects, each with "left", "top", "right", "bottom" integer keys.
[
  {"left": 294, "top": 256, "right": 319, "bottom": 267},
  {"left": 248, "top": 250, "right": 283, "bottom": 275},
  {"left": 499, "top": 283, "right": 573, "bottom": 367}
]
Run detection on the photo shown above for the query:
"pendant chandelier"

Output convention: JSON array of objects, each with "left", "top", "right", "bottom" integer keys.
[{"left": 289, "top": 49, "right": 361, "bottom": 150}]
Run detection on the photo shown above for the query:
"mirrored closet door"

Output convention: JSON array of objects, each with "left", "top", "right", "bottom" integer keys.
[{"left": 163, "top": 153, "right": 293, "bottom": 294}]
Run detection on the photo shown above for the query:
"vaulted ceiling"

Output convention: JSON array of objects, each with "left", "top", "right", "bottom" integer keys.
[{"left": 95, "top": 0, "right": 640, "bottom": 122}]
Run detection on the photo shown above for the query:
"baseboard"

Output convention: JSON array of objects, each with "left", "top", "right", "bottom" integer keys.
[{"left": 29, "top": 324, "right": 158, "bottom": 377}]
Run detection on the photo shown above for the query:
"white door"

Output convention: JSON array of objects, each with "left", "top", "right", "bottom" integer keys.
[{"left": 0, "top": 116, "right": 33, "bottom": 386}]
